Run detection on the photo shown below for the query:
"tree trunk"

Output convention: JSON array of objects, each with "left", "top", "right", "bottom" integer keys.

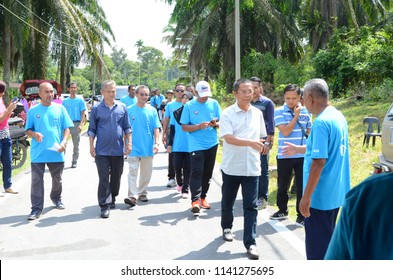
[{"left": 2, "top": 12, "right": 12, "bottom": 102}]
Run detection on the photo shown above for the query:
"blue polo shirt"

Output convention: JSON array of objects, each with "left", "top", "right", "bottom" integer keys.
[
  {"left": 180, "top": 98, "right": 221, "bottom": 152},
  {"left": 274, "top": 103, "right": 312, "bottom": 159},
  {"left": 62, "top": 96, "right": 86, "bottom": 121},
  {"left": 167, "top": 101, "right": 190, "bottom": 153},
  {"left": 25, "top": 103, "right": 74, "bottom": 163},
  {"left": 127, "top": 104, "right": 161, "bottom": 157},
  {"left": 120, "top": 95, "right": 137, "bottom": 107}
]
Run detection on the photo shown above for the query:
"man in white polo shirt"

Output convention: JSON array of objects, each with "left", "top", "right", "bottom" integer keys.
[{"left": 220, "top": 78, "right": 267, "bottom": 259}]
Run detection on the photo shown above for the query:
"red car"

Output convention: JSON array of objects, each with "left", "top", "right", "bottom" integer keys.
[{"left": 20, "top": 79, "right": 62, "bottom": 101}]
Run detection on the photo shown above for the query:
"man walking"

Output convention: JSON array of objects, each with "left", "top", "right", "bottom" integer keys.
[
  {"left": 62, "top": 82, "right": 86, "bottom": 168},
  {"left": 180, "top": 80, "right": 221, "bottom": 214},
  {"left": 220, "top": 78, "right": 267, "bottom": 259},
  {"left": 25, "top": 82, "right": 74, "bottom": 220},
  {"left": 88, "top": 80, "right": 132, "bottom": 218},
  {"left": 123, "top": 85, "right": 161, "bottom": 207}
]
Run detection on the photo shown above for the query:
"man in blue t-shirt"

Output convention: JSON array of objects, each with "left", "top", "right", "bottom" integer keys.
[
  {"left": 62, "top": 82, "right": 86, "bottom": 168},
  {"left": 123, "top": 85, "right": 161, "bottom": 208},
  {"left": 119, "top": 84, "right": 137, "bottom": 108},
  {"left": 25, "top": 82, "right": 74, "bottom": 220},
  {"left": 282, "top": 78, "right": 350, "bottom": 260},
  {"left": 180, "top": 80, "right": 221, "bottom": 214}
]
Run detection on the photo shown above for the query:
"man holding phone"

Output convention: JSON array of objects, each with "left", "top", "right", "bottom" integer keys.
[{"left": 0, "top": 81, "right": 19, "bottom": 195}]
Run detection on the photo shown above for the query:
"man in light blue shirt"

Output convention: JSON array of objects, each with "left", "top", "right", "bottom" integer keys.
[
  {"left": 282, "top": 78, "right": 350, "bottom": 260},
  {"left": 119, "top": 84, "right": 137, "bottom": 107},
  {"left": 25, "top": 82, "right": 74, "bottom": 220},
  {"left": 180, "top": 80, "right": 221, "bottom": 214},
  {"left": 123, "top": 85, "right": 161, "bottom": 208},
  {"left": 62, "top": 82, "right": 86, "bottom": 168}
]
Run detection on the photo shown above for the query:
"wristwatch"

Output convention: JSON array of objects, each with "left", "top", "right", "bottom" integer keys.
[{"left": 264, "top": 142, "right": 272, "bottom": 149}]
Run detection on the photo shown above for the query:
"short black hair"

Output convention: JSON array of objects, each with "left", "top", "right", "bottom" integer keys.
[
  {"left": 233, "top": 78, "right": 252, "bottom": 92},
  {"left": 283, "top": 84, "right": 300, "bottom": 95}
]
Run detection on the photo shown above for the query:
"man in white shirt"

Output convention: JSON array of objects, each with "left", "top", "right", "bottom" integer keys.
[{"left": 219, "top": 78, "right": 267, "bottom": 260}]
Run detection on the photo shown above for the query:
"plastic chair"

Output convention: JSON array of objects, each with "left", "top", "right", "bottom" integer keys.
[{"left": 363, "top": 117, "right": 382, "bottom": 147}]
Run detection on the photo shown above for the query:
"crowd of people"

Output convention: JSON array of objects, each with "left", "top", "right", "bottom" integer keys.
[{"left": 1, "top": 77, "right": 390, "bottom": 260}]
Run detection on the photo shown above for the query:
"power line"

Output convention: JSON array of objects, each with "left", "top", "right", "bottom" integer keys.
[
  {"left": 14, "top": 0, "right": 79, "bottom": 44},
  {"left": 0, "top": 3, "right": 75, "bottom": 47}
]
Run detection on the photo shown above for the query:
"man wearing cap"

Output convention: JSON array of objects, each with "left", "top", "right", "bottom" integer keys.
[{"left": 180, "top": 80, "right": 222, "bottom": 214}]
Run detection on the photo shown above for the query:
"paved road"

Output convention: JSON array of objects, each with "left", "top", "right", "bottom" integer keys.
[{"left": 0, "top": 132, "right": 305, "bottom": 260}]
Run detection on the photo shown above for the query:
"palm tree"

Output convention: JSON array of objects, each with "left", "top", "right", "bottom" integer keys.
[
  {"left": 303, "top": 0, "right": 391, "bottom": 51},
  {"left": 165, "top": 0, "right": 304, "bottom": 91}
]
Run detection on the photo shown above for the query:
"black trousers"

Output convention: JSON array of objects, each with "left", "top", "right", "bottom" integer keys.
[
  {"left": 189, "top": 145, "right": 218, "bottom": 202},
  {"left": 276, "top": 157, "right": 304, "bottom": 218},
  {"left": 173, "top": 152, "right": 190, "bottom": 193}
]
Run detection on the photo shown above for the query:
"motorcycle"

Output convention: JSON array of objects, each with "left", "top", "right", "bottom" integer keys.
[{"left": 0, "top": 103, "right": 30, "bottom": 170}]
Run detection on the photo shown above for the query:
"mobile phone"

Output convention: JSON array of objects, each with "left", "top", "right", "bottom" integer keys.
[{"left": 12, "top": 97, "right": 19, "bottom": 103}]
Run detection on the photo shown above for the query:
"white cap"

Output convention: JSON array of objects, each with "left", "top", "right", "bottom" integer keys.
[{"left": 195, "top": 81, "right": 212, "bottom": 97}]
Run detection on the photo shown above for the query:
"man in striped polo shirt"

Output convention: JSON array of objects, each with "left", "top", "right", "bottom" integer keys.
[{"left": 271, "top": 84, "right": 312, "bottom": 226}]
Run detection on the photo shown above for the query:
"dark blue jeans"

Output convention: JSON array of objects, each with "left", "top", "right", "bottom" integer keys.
[
  {"left": 0, "top": 137, "right": 12, "bottom": 189},
  {"left": 305, "top": 207, "right": 339, "bottom": 260},
  {"left": 95, "top": 155, "right": 124, "bottom": 209},
  {"left": 258, "top": 153, "right": 269, "bottom": 200},
  {"left": 221, "top": 171, "right": 258, "bottom": 249}
]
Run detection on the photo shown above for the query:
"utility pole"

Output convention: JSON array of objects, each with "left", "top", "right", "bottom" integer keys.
[{"left": 235, "top": 0, "right": 241, "bottom": 80}]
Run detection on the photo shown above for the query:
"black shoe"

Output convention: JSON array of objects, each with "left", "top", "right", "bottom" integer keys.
[
  {"left": 100, "top": 208, "right": 110, "bottom": 218},
  {"left": 71, "top": 162, "right": 77, "bottom": 168},
  {"left": 28, "top": 209, "right": 42, "bottom": 220},
  {"left": 109, "top": 202, "right": 116, "bottom": 209},
  {"left": 124, "top": 197, "right": 137, "bottom": 207},
  {"left": 295, "top": 216, "right": 305, "bottom": 226},
  {"left": 270, "top": 210, "right": 288, "bottom": 220}
]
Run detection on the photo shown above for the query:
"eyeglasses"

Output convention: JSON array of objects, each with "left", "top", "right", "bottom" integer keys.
[{"left": 175, "top": 89, "right": 184, "bottom": 92}]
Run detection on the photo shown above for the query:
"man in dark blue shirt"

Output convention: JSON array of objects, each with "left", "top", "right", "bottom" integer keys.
[
  {"left": 250, "top": 77, "right": 275, "bottom": 210},
  {"left": 88, "top": 80, "right": 132, "bottom": 218}
]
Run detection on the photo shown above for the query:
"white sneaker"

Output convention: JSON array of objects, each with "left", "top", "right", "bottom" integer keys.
[
  {"left": 166, "top": 179, "right": 176, "bottom": 188},
  {"left": 247, "top": 245, "right": 260, "bottom": 259}
]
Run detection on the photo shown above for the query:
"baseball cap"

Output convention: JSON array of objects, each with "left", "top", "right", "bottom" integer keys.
[
  {"left": 166, "top": 89, "right": 174, "bottom": 94},
  {"left": 195, "top": 81, "right": 212, "bottom": 97}
]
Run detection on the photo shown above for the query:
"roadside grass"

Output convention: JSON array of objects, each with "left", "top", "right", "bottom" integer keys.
[{"left": 217, "top": 99, "right": 390, "bottom": 221}]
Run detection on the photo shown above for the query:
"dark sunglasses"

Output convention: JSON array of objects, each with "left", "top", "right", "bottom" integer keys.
[{"left": 175, "top": 89, "right": 184, "bottom": 92}]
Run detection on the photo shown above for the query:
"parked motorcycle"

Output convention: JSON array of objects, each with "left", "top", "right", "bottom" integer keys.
[
  {"left": 0, "top": 103, "right": 30, "bottom": 170},
  {"left": 372, "top": 103, "right": 393, "bottom": 174}
]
